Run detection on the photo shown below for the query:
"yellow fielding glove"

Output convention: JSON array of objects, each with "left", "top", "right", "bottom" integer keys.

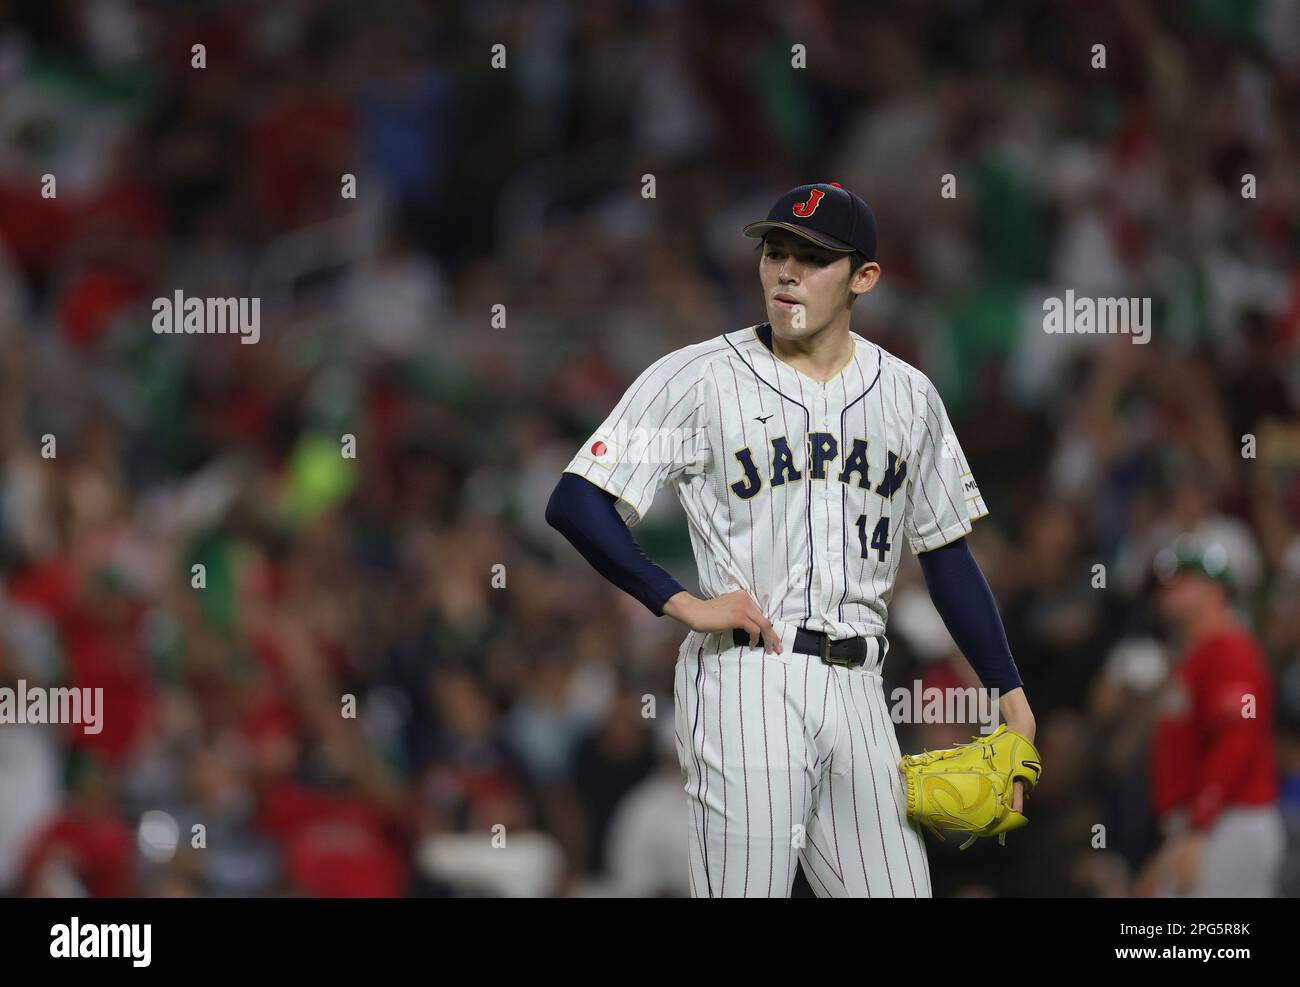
[{"left": 899, "top": 723, "right": 1043, "bottom": 850}]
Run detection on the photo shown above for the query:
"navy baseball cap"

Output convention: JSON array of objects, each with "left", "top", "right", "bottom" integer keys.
[{"left": 744, "top": 182, "right": 877, "bottom": 261}]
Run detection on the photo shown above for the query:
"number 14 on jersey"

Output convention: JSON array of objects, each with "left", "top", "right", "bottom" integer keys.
[{"left": 855, "top": 514, "right": 891, "bottom": 561}]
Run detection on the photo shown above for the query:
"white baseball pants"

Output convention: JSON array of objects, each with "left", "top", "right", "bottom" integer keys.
[{"left": 673, "top": 628, "right": 933, "bottom": 898}]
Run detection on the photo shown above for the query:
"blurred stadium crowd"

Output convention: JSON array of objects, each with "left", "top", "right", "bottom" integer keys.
[{"left": 0, "top": 0, "right": 1298, "bottom": 896}]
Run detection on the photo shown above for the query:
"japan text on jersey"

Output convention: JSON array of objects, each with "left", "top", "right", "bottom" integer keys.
[{"left": 564, "top": 324, "right": 988, "bottom": 641}]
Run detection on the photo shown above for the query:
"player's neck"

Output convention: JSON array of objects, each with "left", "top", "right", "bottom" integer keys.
[
  {"left": 1183, "top": 606, "right": 1235, "bottom": 646},
  {"left": 769, "top": 318, "right": 855, "bottom": 383}
]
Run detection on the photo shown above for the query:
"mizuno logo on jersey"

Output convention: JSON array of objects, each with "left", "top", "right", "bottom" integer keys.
[{"left": 728, "top": 434, "right": 908, "bottom": 501}]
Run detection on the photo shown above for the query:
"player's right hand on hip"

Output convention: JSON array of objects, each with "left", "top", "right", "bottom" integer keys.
[{"left": 662, "top": 590, "right": 783, "bottom": 654}]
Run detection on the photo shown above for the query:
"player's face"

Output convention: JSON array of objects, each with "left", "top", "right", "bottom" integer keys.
[
  {"left": 1157, "top": 572, "right": 1220, "bottom": 625},
  {"left": 759, "top": 231, "right": 872, "bottom": 338}
]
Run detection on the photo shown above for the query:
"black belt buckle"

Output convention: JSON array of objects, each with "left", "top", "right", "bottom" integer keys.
[
  {"left": 821, "top": 633, "right": 855, "bottom": 667},
  {"left": 806, "top": 629, "right": 866, "bottom": 667}
]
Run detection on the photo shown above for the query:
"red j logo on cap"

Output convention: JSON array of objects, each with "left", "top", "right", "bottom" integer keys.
[{"left": 792, "top": 189, "right": 825, "bottom": 217}]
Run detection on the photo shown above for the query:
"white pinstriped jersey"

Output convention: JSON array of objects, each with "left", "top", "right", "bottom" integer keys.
[{"left": 564, "top": 323, "right": 988, "bottom": 642}]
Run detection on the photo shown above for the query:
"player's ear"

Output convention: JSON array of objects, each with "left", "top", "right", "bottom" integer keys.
[{"left": 853, "top": 260, "right": 881, "bottom": 295}]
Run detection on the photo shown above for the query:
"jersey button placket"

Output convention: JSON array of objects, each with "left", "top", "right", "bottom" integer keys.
[
  {"left": 821, "top": 389, "right": 833, "bottom": 500},
  {"left": 811, "top": 382, "right": 834, "bottom": 622}
]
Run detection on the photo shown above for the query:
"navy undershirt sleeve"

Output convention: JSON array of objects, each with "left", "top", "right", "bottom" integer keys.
[
  {"left": 545, "top": 472, "right": 686, "bottom": 617},
  {"left": 916, "top": 537, "right": 1024, "bottom": 694}
]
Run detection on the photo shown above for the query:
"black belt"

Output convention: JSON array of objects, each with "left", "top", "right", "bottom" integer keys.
[{"left": 731, "top": 627, "right": 871, "bottom": 667}]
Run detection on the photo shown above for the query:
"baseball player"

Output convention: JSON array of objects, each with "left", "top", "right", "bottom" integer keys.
[
  {"left": 547, "top": 183, "right": 1036, "bottom": 897},
  {"left": 1141, "top": 538, "right": 1284, "bottom": 897}
]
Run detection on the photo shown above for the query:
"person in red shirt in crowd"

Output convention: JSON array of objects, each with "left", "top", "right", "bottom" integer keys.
[
  {"left": 6, "top": 560, "right": 157, "bottom": 766},
  {"left": 20, "top": 755, "right": 134, "bottom": 898},
  {"left": 1140, "top": 537, "right": 1284, "bottom": 897}
]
